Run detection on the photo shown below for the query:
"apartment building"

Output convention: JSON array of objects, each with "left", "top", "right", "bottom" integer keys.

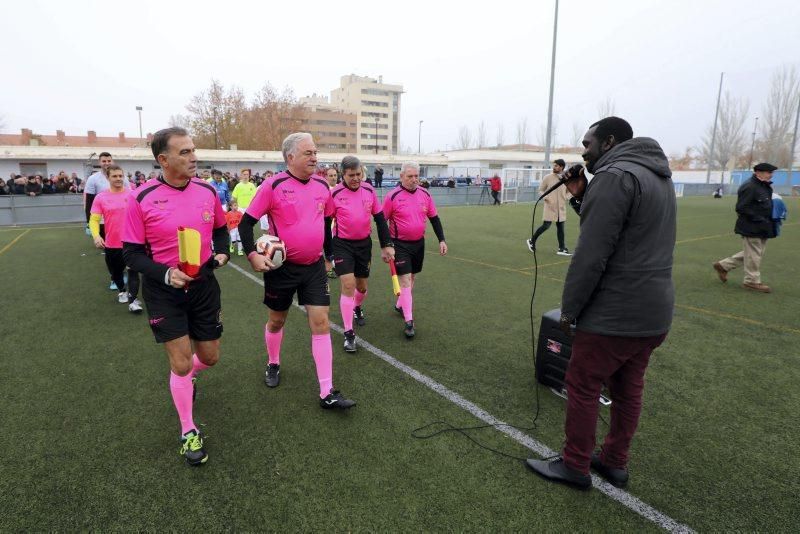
[{"left": 331, "top": 74, "right": 403, "bottom": 155}]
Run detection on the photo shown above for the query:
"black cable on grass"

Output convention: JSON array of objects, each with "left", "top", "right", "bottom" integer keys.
[{"left": 410, "top": 197, "right": 548, "bottom": 461}]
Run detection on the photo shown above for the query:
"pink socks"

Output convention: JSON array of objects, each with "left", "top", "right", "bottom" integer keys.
[
  {"left": 399, "top": 286, "right": 413, "bottom": 322},
  {"left": 312, "top": 334, "right": 334, "bottom": 398},
  {"left": 169, "top": 371, "right": 196, "bottom": 435},
  {"left": 265, "top": 326, "right": 283, "bottom": 365},
  {"left": 191, "top": 353, "right": 210, "bottom": 376},
  {"left": 354, "top": 289, "right": 367, "bottom": 307},
  {"left": 340, "top": 294, "right": 355, "bottom": 331}
]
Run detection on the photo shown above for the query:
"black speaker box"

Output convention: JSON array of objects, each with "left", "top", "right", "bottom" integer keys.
[{"left": 535, "top": 308, "right": 573, "bottom": 389}]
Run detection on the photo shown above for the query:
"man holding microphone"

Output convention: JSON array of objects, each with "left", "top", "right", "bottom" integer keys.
[{"left": 526, "top": 117, "right": 676, "bottom": 490}]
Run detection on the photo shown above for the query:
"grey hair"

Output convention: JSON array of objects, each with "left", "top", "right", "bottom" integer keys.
[
  {"left": 400, "top": 161, "right": 420, "bottom": 174},
  {"left": 281, "top": 132, "right": 313, "bottom": 162}
]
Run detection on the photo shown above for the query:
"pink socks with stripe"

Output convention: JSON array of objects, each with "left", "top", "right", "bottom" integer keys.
[
  {"left": 340, "top": 294, "right": 355, "bottom": 331},
  {"left": 312, "top": 334, "right": 334, "bottom": 398},
  {"left": 399, "top": 286, "right": 413, "bottom": 322},
  {"left": 169, "top": 371, "right": 196, "bottom": 435},
  {"left": 265, "top": 326, "right": 283, "bottom": 365}
]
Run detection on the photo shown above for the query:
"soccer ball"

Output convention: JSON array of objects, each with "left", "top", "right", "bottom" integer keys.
[{"left": 255, "top": 235, "right": 286, "bottom": 269}]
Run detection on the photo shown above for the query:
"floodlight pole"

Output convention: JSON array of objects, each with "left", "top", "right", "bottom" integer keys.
[
  {"left": 543, "top": 0, "right": 558, "bottom": 168},
  {"left": 788, "top": 94, "right": 800, "bottom": 185},
  {"left": 706, "top": 72, "right": 724, "bottom": 184},
  {"left": 418, "top": 120, "right": 423, "bottom": 154}
]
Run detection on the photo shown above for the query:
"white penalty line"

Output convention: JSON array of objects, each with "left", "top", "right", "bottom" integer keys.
[{"left": 226, "top": 261, "right": 694, "bottom": 534}]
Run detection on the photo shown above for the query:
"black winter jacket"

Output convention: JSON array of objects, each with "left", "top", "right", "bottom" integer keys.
[{"left": 734, "top": 176, "right": 774, "bottom": 238}]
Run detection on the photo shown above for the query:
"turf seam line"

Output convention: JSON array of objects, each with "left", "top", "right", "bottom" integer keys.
[{"left": 226, "top": 261, "right": 695, "bottom": 534}]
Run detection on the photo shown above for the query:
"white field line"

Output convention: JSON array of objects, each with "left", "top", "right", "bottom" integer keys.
[{"left": 226, "top": 261, "right": 694, "bottom": 534}]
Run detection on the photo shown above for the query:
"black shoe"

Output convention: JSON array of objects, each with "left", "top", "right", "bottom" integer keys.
[
  {"left": 526, "top": 238, "right": 536, "bottom": 253},
  {"left": 353, "top": 306, "right": 366, "bottom": 326},
  {"left": 557, "top": 248, "right": 572, "bottom": 256},
  {"left": 394, "top": 305, "right": 403, "bottom": 315},
  {"left": 591, "top": 453, "right": 629, "bottom": 488},
  {"left": 179, "top": 429, "right": 208, "bottom": 466},
  {"left": 265, "top": 364, "right": 280, "bottom": 388},
  {"left": 404, "top": 320, "right": 415, "bottom": 338},
  {"left": 320, "top": 389, "right": 356, "bottom": 410},
  {"left": 525, "top": 456, "right": 591, "bottom": 490},
  {"left": 343, "top": 330, "right": 357, "bottom": 353}
]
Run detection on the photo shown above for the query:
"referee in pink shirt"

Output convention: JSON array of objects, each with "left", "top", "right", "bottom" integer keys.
[
  {"left": 239, "top": 133, "right": 356, "bottom": 410},
  {"left": 383, "top": 162, "right": 448, "bottom": 338},
  {"left": 330, "top": 155, "right": 395, "bottom": 352},
  {"left": 123, "top": 127, "right": 230, "bottom": 466}
]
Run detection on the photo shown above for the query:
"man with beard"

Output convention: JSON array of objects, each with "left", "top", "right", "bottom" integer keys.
[{"left": 526, "top": 117, "right": 676, "bottom": 490}]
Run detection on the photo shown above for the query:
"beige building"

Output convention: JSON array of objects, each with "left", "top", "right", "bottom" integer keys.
[
  {"left": 297, "top": 94, "right": 357, "bottom": 153},
  {"left": 331, "top": 74, "right": 403, "bottom": 155}
]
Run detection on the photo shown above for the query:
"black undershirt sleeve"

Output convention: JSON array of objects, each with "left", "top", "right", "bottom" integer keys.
[
  {"left": 238, "top": 213, "right": 259, "bottom": 256},
  {"left": 212, "top": 224, "right": 230, "bottom": 261},
  {"left": 85, "top": 193, "right": 96, "bottom": 223},
  {"left": 428, "top": 215, "right": 446, "bottom": 242},
  {"left": 372, "top": 212, "right": 392, "bottom": 247},
  {"left": 324, "top": 216, "right": 333, "bottom": 258},
  {"left": 123, "top": 242, "right": 170, "bottom": 283}
]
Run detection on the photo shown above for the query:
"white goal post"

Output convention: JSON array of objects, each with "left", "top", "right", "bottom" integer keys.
[
  {"left": 501, "top": 167, "right": 550, "bottom": 204},
  {"left": 674, "top": 183, "right": 684, "bottom": 197}
]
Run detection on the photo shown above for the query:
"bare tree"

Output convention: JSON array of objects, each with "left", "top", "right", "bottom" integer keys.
[
  {"left": 184, "top": 79, "right": 304, "bottom": 151},
  {"left": 496, "top": 123, "right": 505, "bottom": 147},
  {"left": 698, "top": 92, "right": 750, "bottom": 182},
  {"left": 597, "top": 97, "right": 616, "bottom": 119},
  {"left": 515, "top": 117, "right": 528, "bottom": 149},
  {"left": 570, "top": 122, "right": 583, "bottom": 147},
  {"left": 168, "top": 114, "right": 190, "bottom": 130},
  {"left": 476, "top": 121, "right": 487, "bottom": 148},
  {"left": 755, "top": 65, "right": 800, "bottom": 167},
  {"left": 457, "top": 125, "right": 473, "bottom": 150}
]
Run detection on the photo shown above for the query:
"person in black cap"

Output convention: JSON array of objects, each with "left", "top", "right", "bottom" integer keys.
[{"left": 713, "top": 162, "right": 777, "bottom": 293}]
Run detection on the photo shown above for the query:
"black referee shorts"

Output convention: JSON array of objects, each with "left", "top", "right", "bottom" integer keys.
[
  {"left": 263, "top": 258, "right": 330, "bottom": 311},
  {"left": 332, "top": 236, "right": 372, "bottom": 278},
  {"left": 142, "top": 273, "right": 223, "bottom": 344},
  {"left": 394, "top": 238, "right": 425, "bottom": 276}
]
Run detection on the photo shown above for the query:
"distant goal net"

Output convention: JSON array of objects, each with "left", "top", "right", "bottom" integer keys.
[
  {"left": 501, "top": 168, "right": 550, "bottom": 204},
  {"left": 674, "top": 183, "right": 684, "bottom": 197}
]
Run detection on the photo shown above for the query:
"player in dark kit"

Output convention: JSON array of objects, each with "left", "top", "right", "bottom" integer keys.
[
  {"left": 123, "top": 127, "right": 230, "bottom": 466},
  {"left": 329, "top": 156, "right": 394, "bottom": 352}
]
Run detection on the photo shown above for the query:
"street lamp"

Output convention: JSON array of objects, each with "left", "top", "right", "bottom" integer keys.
[
  {"left": 135, "top": 106, "right": 143, "bottom": 141},
  {"left": 374, "top": 117, "right": 379, "bottom": 155},
  {"left": 418, "top": 120, "right": 423, "bottom": 154},
  {"left": 748, "top": 116, "right": 759, "bottom": 170}
]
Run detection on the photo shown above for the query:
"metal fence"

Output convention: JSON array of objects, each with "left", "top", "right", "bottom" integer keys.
[{"left": 0, "top": 194, "right": 85, "bottom": 226}]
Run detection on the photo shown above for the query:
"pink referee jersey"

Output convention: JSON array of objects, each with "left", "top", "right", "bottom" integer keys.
[
  {"left": 91, "top": 189, "right": 130, "bottom": 248},
  {"left": 330, "top": 182, "right": 381, "bottom": 240},
  {"left": 123, "top": 177, "right": 226, "bottom": 267},
  {"left": 245, "top": 172, "right": 334, "bottom": 265},
  {"left": 382, "top": 186, "right": 438, "bottom": 241}
]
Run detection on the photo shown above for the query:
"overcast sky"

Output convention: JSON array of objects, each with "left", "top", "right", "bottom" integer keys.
[{"left": 2, "top": 0, "right": 799, "bottom": 155}]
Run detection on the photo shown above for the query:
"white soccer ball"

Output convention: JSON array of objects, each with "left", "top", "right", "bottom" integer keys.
[{"left": 255, "top": 234, "right": 286, "bottom": 269}]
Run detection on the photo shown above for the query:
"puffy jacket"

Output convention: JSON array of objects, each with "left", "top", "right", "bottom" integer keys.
[{"left": 561, "top": 137, "right": 676, "bottom": 337}]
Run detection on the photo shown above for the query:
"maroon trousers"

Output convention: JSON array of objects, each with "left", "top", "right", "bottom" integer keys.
[{"left": 562, "top": 330, "right": 667, "bottom": 474}]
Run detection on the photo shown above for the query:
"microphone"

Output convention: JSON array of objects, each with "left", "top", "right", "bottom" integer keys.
[{"left": 537, "top": 164, "right": 584, "bottom": 200}]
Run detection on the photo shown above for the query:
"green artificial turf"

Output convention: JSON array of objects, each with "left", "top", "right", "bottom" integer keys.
[{"left": 1, "top": 196, "right": 797, "bottom": 531}]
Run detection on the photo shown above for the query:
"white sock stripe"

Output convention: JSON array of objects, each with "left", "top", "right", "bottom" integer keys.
[{"left": 226, "top": 262, "right": 694, "bottom": 533}]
